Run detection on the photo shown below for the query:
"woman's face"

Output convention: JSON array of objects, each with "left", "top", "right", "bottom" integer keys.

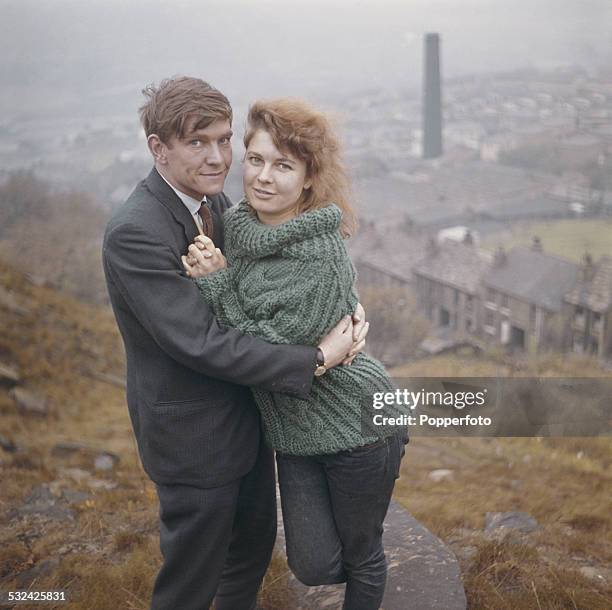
[{"left": 243, "top": 129, "right": 311, "bottom": 225}]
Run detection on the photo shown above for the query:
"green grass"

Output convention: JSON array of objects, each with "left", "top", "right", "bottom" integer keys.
[{"left": 482, "top": 218, "right": 612, "bottom": 263}]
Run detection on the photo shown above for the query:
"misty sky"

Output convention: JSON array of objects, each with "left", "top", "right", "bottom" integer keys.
[{"left": 1, "top": 0, "right": 611, "bottom": 119}]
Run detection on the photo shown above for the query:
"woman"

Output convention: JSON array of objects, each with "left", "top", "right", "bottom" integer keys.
[{"left": 183, "top": 99, "right": 408, "bottom": 610}]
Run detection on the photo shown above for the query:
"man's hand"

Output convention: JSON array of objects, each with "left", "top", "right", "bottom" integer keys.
[
  {"left": 182, "top": 235, "right": 227, "bottom": 279},
  {"left": 318, "top": 316, "right": 355, "bottom": 370},
  {"left": 343, "top": 302, "right": 369, "bottom": 365}
]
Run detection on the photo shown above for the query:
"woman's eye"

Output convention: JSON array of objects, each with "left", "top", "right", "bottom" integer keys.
[
  {"left": 248, "top": 156, "right": 263, "bottom": 165},
  {"left": 278, "top": 163, "right": 292, "bottom": 170}
]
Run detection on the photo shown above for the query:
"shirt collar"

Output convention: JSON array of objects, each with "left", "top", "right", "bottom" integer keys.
[{"left": 158, "top": 170, "right": 207, "bottom": 216}]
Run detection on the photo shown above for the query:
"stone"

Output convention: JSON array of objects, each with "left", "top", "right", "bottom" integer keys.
[
  {"left": 59, "top": 467, "right": 91, "bottom": 483},
  {"left": 61, "top": 488, "right": 91, "bottom": 504},
  {"left": 51, "top": 441, "right": 89, "bottom": 457},
  {"left": 484, "top": 511, "right": 540, "bottom": 538},
  {"left": 9, "top": 387, "right": 48, "bottom": 416},
  {"left": 274, "top": 498, "right": 467, "bottom": 609},
  {"left": 0, "top": 361, "right": 20, "bottom": 387},
  {"left": 15, "top": 484, "right": 74, "bottom": 522},
  {"left": 0, "top": 433, "right": 18, "bottom": 453},
  {"left": 428, "top": 468, "right": 454, "bottom": 482},
  {"left": 94, "top": 451, "right": 120, "bottom": 471},
  {"left": 579, "top": 566, "right": 605, "bottom": 581},
  {"left": 87, "top": 478, "right": 118, "bottom": 491}
]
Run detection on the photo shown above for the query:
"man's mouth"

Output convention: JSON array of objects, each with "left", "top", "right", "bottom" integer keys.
[{"left": 201, "top": 170, "right": 225, "bottom": 177}]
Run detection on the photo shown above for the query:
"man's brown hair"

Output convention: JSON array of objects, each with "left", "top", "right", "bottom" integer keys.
[{"left": 139, "top": 76, "right": 232, "bottom": 144}]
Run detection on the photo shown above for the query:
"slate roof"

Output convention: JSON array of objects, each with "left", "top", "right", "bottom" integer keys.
[
  {"left": 482, "top": 247, "right": 579, "bottom": 311},
  {"left": 411, "top": 241, "right": 492, "bottom": 293}
]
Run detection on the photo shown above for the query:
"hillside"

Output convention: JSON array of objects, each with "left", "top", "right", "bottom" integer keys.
[{"left": 0, "top": 259, "right": 611, "bottom": 609}]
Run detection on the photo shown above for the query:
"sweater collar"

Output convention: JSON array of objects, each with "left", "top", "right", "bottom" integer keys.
[{"left": 229, "top": 200, "right": 342, "bottom": 258}]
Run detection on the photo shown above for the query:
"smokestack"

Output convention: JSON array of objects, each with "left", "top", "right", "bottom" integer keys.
[{"left": 423, "top": 33, "right": 443, "bottom": 159}]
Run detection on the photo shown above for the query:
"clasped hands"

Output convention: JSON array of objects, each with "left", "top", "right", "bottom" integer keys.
[
  {"left": 182, "top": 235, "right": 227, "bottom": 278},
  {"left": 182, "top": 236, "right": 369, "bottom": 367}
]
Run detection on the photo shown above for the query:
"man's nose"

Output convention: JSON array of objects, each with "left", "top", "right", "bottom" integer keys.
[{"left": 205, "top": 144, "right": 223, "bottom": 165}]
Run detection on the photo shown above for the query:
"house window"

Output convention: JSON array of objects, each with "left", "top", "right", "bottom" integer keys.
[
  {"left": 466, "top": 295, "right": 474, "bottom": 312},
  {"left": 530, "top": 305, "right": 537, "bottom": 329},
  {"left": 485, "top": 309, "right": 495, "bottom": 327},
  {"left": 486, "top": 288, "right": 496, "bottom": 304},
  {"left": 501, "top": 294, "right": 509, "bottom": 308},
  {"left": 454, "top": 289, "right": 459, "bottom": 306}
]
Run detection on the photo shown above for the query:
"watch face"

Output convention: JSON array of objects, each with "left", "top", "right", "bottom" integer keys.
[{"left": 315, "top": 366, "right": 326, "bottom": 377}]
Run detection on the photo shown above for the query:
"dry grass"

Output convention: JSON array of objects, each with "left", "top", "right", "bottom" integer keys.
[{"left": 1, "top": 258, "right": 611, "bottom": 609}]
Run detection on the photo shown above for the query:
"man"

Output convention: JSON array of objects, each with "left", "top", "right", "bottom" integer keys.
[{"left": 102, "top": 76, "right": 367, "bottom": 610}]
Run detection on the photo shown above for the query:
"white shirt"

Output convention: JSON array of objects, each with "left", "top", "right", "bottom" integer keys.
[{"left": 158, "top": 171, "right": 207, "bottom": 233}]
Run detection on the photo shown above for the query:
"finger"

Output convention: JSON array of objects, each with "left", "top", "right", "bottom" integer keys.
[
  {"left": 353, "top": 302, "right": 365, "bottom": 323},
  {"left": 352, "top": 316, "right": 366, "bottom": 341},
  {"left": 347, "top": 338, "right": 366, "bottom": 358},
  {"left": 189, "top": 244, "right": 212, "bottom": 259},
  {"left": 181, "top": 255, "right": 192, "bottom": 271},
  {"left": 354, "top": 321, "right": 370, "bottom": 344},
  {"left": 194, "top": 235, "right": 216, "bottom": 251}
]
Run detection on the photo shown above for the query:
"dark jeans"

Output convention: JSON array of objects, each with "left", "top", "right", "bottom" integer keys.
[
  {"left": 151, "top": 441, "right": 276, "bottom": 610},
  {"left": 277, "top": 431, "right": 408, "bottom": 610}
]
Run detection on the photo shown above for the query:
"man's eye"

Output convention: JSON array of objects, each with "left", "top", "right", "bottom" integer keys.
[
  {"left": 219, "top": 137, "right": 231, "bottom": 145},
  {"left": 190, "top": 140, "right": 202, "bottom": 147}
]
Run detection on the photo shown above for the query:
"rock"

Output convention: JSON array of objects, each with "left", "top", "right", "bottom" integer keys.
[
  {"left": 94, "top": 451, "right": 120, "bottom": 471},
  {"left": 51, "top": 441, "right": 90, "bottom": 457},
  {"left": 484, "top": 511, "right": 540, "bottom": 538},
  {"left": 9, "top": 387, "right": 48, "bottom": 416},
  {"left": 59, "top": 467, "right": 91, "bottom": 483},
  {"left": 15, "top": 558, "right": 60, "bottom": 588},
  {"left": 428, "top": 468, "right": 454, "bottom": 483},
  {"left": 0, "top": 361, "right": 20, "bottom": 387},
  {"left": 0, "top": 433, "right": 18, "bottom": 453},
  {"left": 274, "top": 498, "right": 467, "bottom": 609},
  {"left": 61, "top": 488, "right": 91, "bottom": 504},
  {"left": 88, "top": 478, "right": 118, "bottom": 491},
  {"left": 15, "top": 484, "right": 74, "bottom": 522},
  {"left": 579, "top": 566, "right": 605, "bottom": 581}
]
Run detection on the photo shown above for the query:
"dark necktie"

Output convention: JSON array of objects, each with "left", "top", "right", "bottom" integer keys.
[{"left": 197, "top": 202, "right": 214, "bottom": 238}]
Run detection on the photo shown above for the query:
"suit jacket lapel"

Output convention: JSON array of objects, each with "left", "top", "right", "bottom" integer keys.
[{"left": 145, "top": 167, "right": 200, "bottom": 247}]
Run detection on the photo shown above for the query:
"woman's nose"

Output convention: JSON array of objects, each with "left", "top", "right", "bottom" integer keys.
[{"left": 257, "top": 164, "right": 272, "bottom": 182}]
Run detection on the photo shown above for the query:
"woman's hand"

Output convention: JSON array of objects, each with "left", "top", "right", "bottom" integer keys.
[{"left": 182, "top": 235, "right": 227, "bottom": 279}]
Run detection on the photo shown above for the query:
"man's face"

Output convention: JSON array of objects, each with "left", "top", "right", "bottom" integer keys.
[{"left": 159, "top": 118, "right": 233, "bottom": 199}]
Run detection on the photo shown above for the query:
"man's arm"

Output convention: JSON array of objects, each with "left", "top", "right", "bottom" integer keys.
[{"left": 103, "top": 222, "right": 318, "bottom": 397}]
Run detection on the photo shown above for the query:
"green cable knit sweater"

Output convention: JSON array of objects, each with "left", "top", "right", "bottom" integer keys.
[{"left": 195, "top": 201, "right": 397, "bottom": 455}]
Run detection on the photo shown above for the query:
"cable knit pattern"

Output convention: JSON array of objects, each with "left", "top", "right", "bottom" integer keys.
[{"left": 196, "top": 201, "right": 398, "bottom": 455}]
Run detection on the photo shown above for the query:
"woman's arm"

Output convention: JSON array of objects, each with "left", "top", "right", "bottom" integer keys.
[{"left": 195, "top": 256, "right": 358, "bottom": 346}]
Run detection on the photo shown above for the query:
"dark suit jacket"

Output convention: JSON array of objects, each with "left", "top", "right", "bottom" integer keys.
[{"left": 102, "top": 168, "right": 316, "bottom": 488}]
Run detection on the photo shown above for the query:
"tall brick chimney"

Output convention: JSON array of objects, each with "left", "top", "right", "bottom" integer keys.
[{"left": 423, "top": 33, "right": 443, "bottom": 159}]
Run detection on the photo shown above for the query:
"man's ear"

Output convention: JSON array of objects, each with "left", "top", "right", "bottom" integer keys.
[{"left": 148, "top": 134, "right": 167, "bottom": 164}]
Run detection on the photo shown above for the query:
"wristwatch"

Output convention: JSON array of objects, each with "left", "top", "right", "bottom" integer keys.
[{"left": 314, "top": 348, "right": 327, "bottom": 377}]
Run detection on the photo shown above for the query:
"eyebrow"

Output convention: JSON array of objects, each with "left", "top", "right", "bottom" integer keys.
[{"left": 184, "top": 130, "right": 233, "bottom": 141}]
